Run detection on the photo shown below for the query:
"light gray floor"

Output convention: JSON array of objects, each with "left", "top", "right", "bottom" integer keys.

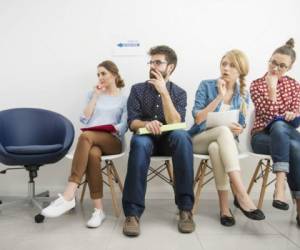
[{"left": 0, "top": 198, "right": 299, "bottom": 250}]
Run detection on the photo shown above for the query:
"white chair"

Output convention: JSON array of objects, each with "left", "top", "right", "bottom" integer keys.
[
  {"left": 147, "top": 156, "right": 174, "bottom": 186},
  {"left": 66, "top": 149, "right": 125, "bottom": 217},
  {"left": 238, "top": 109, "right": 273, "bottom": 209},
  {"left": 192, "top": 152, "right": 249, "bottom": 214}
]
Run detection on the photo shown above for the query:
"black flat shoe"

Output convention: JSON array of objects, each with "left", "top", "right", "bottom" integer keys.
[
  {"left": 233, "top": 196, "right": 265, "bottom": 220},
  {"left": 272, "top": 199, "right": 289, "bottom": 210},
  {"left": 272, "top": 193, "right": 289, "bottom": 210},
  {"left": 297, "top": 215, "right": 300, "bottom": 227},
  {"left": 220, "top": 209, "right": 235, "bottom": 227}
]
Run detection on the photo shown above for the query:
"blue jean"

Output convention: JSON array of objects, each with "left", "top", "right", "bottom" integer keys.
[
  {"left": 251, "top": 121, "right": 300, "bottom": 199},
  {"left": 122, "top": 130, "right": 194, "bottom": 217}
]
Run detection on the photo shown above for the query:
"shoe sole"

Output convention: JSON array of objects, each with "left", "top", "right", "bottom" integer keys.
[
  {"left": 178, "top": 225, "right": 195, "bottom": 233},
  {"left": 41, "top": 204, "right": 75, "bottom": 218},
  {"left": 123, "top": 227, "right": 140, "bottom": 237}
]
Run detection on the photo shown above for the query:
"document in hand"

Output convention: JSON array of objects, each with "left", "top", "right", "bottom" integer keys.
[
  {"left": 137, "top": 122, "right": 187, "bottom": 135},
  {"left": 81, "top": 124, "right": 116, "bottom": 133},
  {"left": 206, "top": 110, "right": 239, "bottom": 129}
]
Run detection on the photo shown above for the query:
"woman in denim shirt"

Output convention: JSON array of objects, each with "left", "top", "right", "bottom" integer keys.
[{"left": 190, "top": 50, "right": 265, "bottom": 226}]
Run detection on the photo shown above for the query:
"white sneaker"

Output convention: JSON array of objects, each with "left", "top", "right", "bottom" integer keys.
[
  {"left": 41, "top": 194, "right": 75, "bottom": 218},
  {"left": 86, "top": 208, "right": 106, "bottom": 228}
]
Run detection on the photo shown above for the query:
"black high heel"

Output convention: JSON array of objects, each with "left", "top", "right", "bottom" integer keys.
[{"left": 233, "top": 196, "right": 265, "bottom": 220}]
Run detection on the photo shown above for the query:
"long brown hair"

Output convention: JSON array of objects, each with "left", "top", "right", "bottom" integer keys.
[{"left": 97, "top": 60, "right": 125, "bottom": 88}]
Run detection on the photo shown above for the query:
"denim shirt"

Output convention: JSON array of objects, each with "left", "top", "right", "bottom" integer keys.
[{"left": 188, "top": 79, "right": 249, "bottom": 137}]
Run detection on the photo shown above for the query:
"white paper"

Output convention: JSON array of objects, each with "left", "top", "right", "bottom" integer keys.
[{"left": 206, "top": 110, "right": 239, "bottom": 128}]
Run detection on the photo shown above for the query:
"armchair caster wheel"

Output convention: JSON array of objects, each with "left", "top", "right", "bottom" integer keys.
[{"left": 35, "top": 213, "right": 45, "bottom": 223}]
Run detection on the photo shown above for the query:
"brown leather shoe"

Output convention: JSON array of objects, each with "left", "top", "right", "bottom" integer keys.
[
  {"left": 123, "top": 216, "right": 140, "bottom": 237},
  {"left": 178, "top": 210, "right": 195, "bottom": 233}
]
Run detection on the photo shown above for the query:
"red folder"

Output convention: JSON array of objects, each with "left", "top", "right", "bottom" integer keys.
[{"left": 80, "top": 124, "right": 117, "bottom": 133}]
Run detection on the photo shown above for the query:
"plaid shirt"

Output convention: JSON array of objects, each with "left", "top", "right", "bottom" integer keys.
[
  {"left": 127, "top": 81, "right": 187, "bottom": 128},
  {"left": 250, "top": 74, "right": 300, "bottom": 134}
]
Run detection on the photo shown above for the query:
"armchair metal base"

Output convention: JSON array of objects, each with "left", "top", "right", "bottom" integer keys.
[
  {"left": 0, "top": 182, "right": 51, "bottom": 211},
  {"left": 0, "top": 165, "right": 53, "bottom": 223}
]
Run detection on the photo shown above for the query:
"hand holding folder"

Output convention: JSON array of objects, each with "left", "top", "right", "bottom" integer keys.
[{"left": 137, "top": 122, "right": 187, "bottom": 135}]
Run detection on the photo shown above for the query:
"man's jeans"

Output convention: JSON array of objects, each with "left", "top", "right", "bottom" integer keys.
[
  {"left": 251, "top": 121, "right": 300, "bottom": 199},
  {"left": 122, "top": 130, "right": 194, "bottom": 217}
]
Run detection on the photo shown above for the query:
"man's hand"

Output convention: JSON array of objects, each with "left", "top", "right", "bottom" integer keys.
[
  {"left": 148, "top": 70, "right": 168, "bottom": 95},
  {"left": 145, "top": 120, "right": 163, "bottom": 135}
]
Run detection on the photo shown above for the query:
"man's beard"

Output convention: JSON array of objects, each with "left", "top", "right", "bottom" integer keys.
[{"left": 149, "top": 69, "right": 168, "bottom": 80}]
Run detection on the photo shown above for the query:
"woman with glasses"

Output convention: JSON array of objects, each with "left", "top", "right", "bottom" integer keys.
[
  {"left": 41, "top": 60, "right": 128, "bottom": 228},
  {"left": 251, "top": 38, "right": 300, "bottom": 227},
  {"left": 189, "top": 50, "right": 265, "bottom": 226}
]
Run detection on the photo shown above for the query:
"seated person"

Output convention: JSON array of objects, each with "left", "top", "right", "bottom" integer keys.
[
  {"left": 122, "top": 45, "right": 195, "bottom": 237},
  {"left": 42, "top": 60, "right": 128, "bottom": 228},
  {"left": 251, "top": 38, "right": 300, "bottom": 227},
  {"left": 189, "top": 49, "right": 265, "bottom": 226}
]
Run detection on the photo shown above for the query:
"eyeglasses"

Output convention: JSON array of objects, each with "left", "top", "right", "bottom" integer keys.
[
  {"left": 147, "top": 60, "right": 168, "bottom": 66},
  {"left": 269, "top": 60, "right": 289, "bottom": 70}
]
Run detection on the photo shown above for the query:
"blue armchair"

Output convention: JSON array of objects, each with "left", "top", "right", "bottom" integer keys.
[{"left": 0, "top": 108, "right": 74, "bottom": 222}]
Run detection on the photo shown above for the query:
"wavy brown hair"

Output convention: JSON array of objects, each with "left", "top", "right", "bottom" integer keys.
[{"left": 97, "top": 60, "right": 125, "bottom": 88}]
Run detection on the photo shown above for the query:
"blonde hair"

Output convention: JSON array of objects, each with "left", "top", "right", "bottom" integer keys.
[{"left": 221, "top": 49, "right": 249, "bottom": 98}]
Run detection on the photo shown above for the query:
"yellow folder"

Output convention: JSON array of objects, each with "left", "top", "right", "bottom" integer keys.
[{"left": 137, "top": 122, "right": 187, "bottom": 135}]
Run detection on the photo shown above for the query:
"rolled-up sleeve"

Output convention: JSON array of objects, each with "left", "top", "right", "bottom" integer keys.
[
  {"left": 115, "top": 97, "right": 128, "bottom": 137},
  {"left": 192, "top": 81, "right": 208, "bottom": 118},
  {"left": 174, "top": 89, "right": 187, "bottom": 122},
  {"left": 127, "top": 86, "right": 142, "bottom": 128}
]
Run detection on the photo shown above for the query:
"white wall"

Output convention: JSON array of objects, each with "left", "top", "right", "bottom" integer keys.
[{"left": 0, "top": 0, "right": 299, "bottom": 200}]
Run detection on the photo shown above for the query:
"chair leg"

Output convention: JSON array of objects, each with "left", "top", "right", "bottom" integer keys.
[
  {"left": 193, "top": 163, "right": 202, "bottom": 190},
  {"left": 107, "top": 163, "right": 121, "bottom": 217},
  {"left": 80, "top": 180, "right": 88, "bottom": 204},
  {"left": 110, "top": 161, "right": 124, "bottom": 192},
  {"left": 257, "top": 160, "right": 271, "bottom": 209},
  {"left": 192, "top": 160, "right": 208, "bottom": 214},
  {"left": 166, "top": 160, "right": 174, "bottom": 185},
  {"left": 247, "top": 160, "right": 262, "bottom": 194}
]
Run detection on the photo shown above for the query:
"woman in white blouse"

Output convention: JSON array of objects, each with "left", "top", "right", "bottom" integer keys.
[{"left": 42, "top": 60, "right": 127, "bottom": 228}]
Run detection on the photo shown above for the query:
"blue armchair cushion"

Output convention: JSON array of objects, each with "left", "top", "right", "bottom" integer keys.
[{"left": 5, "top": 144, "right": 63, "bottom": 155}]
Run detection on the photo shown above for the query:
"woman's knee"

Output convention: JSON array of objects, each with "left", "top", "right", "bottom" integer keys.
[
  {"left": 208, "top": 141, "right": 219, "bottom": 153},
  {"left": 270, "top": 120, "right": 290, "bottom": 133},
  {"left": 78, "top": 131, "right": 93, "bottom": 144},
  {"left": 217, "top": 126, "right": 234, "bottom": 139},
  {"left": 88, "top": 146, "right": 102, "bottom": 160}
]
